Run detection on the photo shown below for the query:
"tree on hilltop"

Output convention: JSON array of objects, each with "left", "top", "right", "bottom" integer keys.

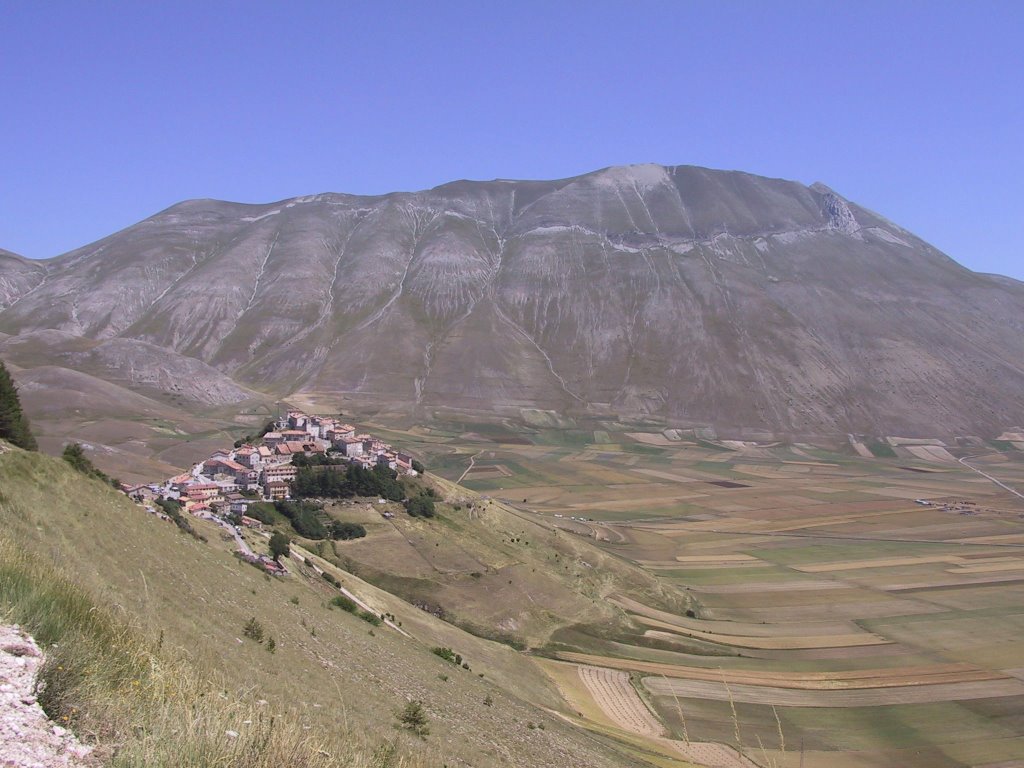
[
  {"left": 269, "top": 531, "right": 291, "bottom": 562},
  {"left": 0, "top": 359, "right": 37, "bottom": 451}
]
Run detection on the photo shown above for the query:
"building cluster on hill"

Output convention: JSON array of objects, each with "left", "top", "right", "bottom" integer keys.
[{"left": 126, "top": 410, "right": 418, "bottom": 523}]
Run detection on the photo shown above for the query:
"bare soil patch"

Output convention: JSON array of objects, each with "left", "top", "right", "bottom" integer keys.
[
  {"left": 667, "top": 741, "right": 759, "bottom": 768},
  {"left": 576, "top": 665, "right": 663, "bottom": 737}
]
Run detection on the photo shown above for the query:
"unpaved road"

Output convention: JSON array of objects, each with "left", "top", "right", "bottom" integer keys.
[
  {"left": 959, "top": 454, "right": 1024, "bottom": 503},
  {"left": 457, "top": 450, "right": 485, "bottom": 484}
]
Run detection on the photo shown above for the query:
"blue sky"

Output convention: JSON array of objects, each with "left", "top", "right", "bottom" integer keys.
[{"left": 2, "top": 2, "right": 1022, "bottom": 279}]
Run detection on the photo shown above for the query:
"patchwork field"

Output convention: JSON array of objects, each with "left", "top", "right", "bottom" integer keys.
[
  {"left": 383, "top": 419, "right": 1024, "bottom": 767},
  {"left": 25, "top": 397, "right": 1022, "bottom": 767}
]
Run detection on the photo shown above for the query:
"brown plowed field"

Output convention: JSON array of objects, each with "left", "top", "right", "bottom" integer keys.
[
  {"left": 667, "top": 741, "right": 759, "bottom": 768},
  {"left": 633, "top": 616, "right": 889, "bottom": 649},
  {"left": 557, "top": 652, "right": 1005, "bottom": 690},
  {"left": 644, "top": 676, "right": 1024, "bottom": 707},
  {"left": 611, "top": 595, "right": 860, "bottom": 636},
  {"left": 576, "top": 665, "right": 663, "bottom": 737}
]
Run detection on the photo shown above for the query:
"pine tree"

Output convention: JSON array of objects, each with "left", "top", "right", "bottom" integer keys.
[
  {"left": 0, "top": 359, "right": 37, "bottom": 451},
  {"left": 397, "top": 700, "right": 430, "bottom": 737}
]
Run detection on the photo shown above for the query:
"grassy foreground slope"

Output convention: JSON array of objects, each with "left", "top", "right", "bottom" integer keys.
[
  {"left": 0, "top": 441, "right": 687, "bottom": 768},
  {"left": 307, "top": 473, "right": 690, "bottom": 651}
]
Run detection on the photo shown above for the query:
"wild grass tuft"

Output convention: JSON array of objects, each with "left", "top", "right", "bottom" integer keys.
[{"left": 0, "top": 536, "right": 422, "bottom": 767}]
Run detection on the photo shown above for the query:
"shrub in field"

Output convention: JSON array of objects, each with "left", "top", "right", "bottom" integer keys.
[
  {"left": 358, "top": 610, "right": 382, "bottom": 626},
  {"left": 243, "top": 616, "right": 265, "bottom": 643},
  {"left": 397, "top": 700, "right": 429, "bottom": 737},
  {"left": 330, "top": 521, "right": 366, "bottom": 540},
  {"left": 330, "top": 594, "right": 358, "bottom": 613},
  {"left": 405, "top": 495, "right": 435, "bottom": 518}
]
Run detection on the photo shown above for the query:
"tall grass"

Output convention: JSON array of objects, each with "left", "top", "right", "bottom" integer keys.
[{"left": 0, "top": 537, "right": 418, "bottom": 767}]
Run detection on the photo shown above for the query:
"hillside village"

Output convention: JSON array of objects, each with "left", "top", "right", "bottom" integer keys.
[{"left": 123, "top": 410, "right": 420, "bottom": 565}]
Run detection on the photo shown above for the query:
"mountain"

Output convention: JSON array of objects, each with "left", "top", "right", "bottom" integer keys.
[
  {"left": 2, "top": 164, "right": 1022, "bottom": 437},
  {"left": 0, "top": 248, "right": 46, "bottom": 310}
]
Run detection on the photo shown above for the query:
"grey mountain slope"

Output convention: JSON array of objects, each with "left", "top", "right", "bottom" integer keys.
[
  {"left": 0, "top": 331, "right": 256, "bottom": 406},
  {"left": 0, "top": 248, "right": 46, "bottom": 311},
  {"left": 1, "top": 163, "right": 1022, "bottom": 437}
]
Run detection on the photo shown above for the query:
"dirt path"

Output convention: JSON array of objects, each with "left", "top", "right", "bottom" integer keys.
[
  {"left": 959, "top": 455, "right": 1024, "bottom": 503},
  {"left": 457, "top": 450, "right": 485, "bottom": 484},
  {"left": 0, "top": 625, "right": 95, "bottom": 767},
  {"left": 288, "top": 546, "right": 411, "bottom": 637}
]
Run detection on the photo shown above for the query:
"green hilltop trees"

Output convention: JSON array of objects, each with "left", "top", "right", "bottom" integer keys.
[
  {"left": 269, "top": 531, "right": 291, "bottom": 562},
  {"left": 0, "top": 358, "right": 36, "bottom": 451}
]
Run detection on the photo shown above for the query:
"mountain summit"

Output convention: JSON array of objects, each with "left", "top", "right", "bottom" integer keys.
[{"left": 2, "top": 163, "right": 1022, "bottom": 436}]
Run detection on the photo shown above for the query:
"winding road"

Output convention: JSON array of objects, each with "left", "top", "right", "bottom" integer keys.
[
  {"left": 457, "top": 450, "right": 485, "bottom": 484},
  {"left": 959, "top": 454, "right": 1024, "bottom": 503}
]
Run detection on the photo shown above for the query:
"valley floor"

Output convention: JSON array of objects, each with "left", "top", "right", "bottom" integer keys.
[
  {"left": 381, "top": 419, "right": 1024, "bottom": 768},
  {"left": 5, "top": 416, "right": 1024, "bottom": 768}
]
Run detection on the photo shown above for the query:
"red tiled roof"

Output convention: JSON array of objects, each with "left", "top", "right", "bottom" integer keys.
[{"left": 205, "top": 458, "right": 246, "bottom": 472}]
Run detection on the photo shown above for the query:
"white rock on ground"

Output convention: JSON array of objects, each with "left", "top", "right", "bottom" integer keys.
[{"left": 0, "top": 624, "right": 95, "bottom": 767}]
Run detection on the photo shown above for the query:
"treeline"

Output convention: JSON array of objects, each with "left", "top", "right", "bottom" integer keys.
[
  {"left": 62, "top": 443, "right": 120, "bottom": 488},
  {"left": 405, "top": 493, "right": 436, "bottom": 518},
  {"left": 292, "top": 463, "right": 406, "bottom": 501},
  {"left": 0, "top": 359, "right": 36, "bottom": 451},
  {"left": 154, "top": 497, "right": 205, "bottom": 541},
  {"left": 246, "top": 499, "right": 366, "bottom": 542}
]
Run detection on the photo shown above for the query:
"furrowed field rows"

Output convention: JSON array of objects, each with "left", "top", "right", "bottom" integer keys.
[
  {"left": 556, "top": 652, "right": 1007, "bottom": 690},
  {"left": 645, "top": 676, "right": 1024, "bottom": 707},
  {"left": 576, "top": 665, "right": 663, "bottom": 737}
]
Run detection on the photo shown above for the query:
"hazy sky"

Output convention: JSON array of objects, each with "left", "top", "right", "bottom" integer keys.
[{"left": 3, "top": 2, "right": 1022, "bottom": 279}]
